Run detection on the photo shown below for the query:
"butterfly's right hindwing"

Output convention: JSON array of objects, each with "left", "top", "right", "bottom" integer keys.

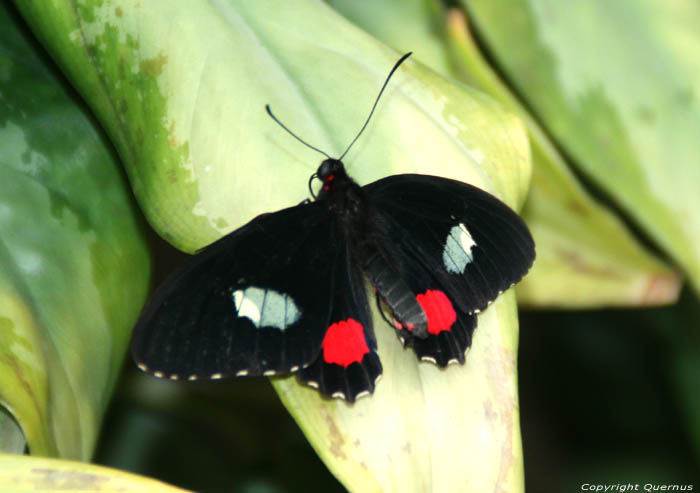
[{"left": 131, "top": 202, "right": 338, "bottom": 380}]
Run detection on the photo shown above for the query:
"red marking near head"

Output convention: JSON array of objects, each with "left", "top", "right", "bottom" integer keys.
[
  {"left": 322, "top": 318, "right": 369, "bottom": 367},
  {"left": 416, "top": 290, "right": 456, "bottom": 335},
  {"left": 323, "top": 174, "right": 336, "bottom": 191}
]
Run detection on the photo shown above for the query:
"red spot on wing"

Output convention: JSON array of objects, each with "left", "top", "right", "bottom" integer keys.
[
  {"left": 322, "top": 318, "right": 369, "bottom": 367},
  {"left": 416, "top": 290, "right": 456, "bottom": 335}
]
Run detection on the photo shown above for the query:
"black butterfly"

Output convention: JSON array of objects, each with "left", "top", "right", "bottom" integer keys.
[{"left": 131, "top": 53, "right": 535, "bottom": 402}]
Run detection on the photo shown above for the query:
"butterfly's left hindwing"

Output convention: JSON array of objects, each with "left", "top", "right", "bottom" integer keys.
[
  {"left": 364, "top": 174, "right": 535, "bottom": 365},
  {"left": 131, "top": 202, "right": 340, "bottom": 380}
]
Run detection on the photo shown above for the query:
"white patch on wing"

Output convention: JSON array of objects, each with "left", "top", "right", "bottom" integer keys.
[
  {"left": 232, "top": 286, "right": 301, "bottom": 331},
  {"left": 443, "top": 223, "right": 477, "bottom": 274}
]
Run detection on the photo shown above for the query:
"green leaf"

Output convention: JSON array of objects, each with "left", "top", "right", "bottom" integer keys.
[
  {"left": 15, "top": 1, "right": 530, "bottom": 490},
  {"left": 0, "top": 4, "right": 150, "bottom": 459},
  {"left": 332, "top": 0, "right": 681, "bottom": 307},
  {"left": 276, "top": 292, "right": 524, "bottom": 492},
  {"left": 0, "top": 453, "right": 189, "bottom": 492},
  {"left": 464, "top": 0, "right": 700, "bottom": 295}
]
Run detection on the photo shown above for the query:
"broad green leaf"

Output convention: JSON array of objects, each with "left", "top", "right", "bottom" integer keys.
[
  {"left": 331, "top": 0, "right": 681, "bottom": 307},
  {"left": 16, "top": 0, "right": 530, "bottom": 252},
  {"left": 16, "top": 1, "right": 529, "bottom": 490},
  {"left": 464, "top": 0, "right": 700, "bottom": 295},
  {"left": 445, "top": 9, "right": 681, "bottom": 307},
  {"left": 0, "top": 453, "right": 188, "bottom": 492},
  {"left": 329, "top": 0, "right": 454, "bottom": 77},
  {"left": 276, "top": 292, "right": 523, "bottom": 492},
  {"left": 0, "top": 4, "right": 150, "bottom": 459}
]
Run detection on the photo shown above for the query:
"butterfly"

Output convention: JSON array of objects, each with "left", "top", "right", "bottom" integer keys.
[{"left": 131, "top": 53, "right": 535, "bottom": 402}]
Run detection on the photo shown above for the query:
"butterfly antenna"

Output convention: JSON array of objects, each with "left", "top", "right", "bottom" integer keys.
[
  {"left": 338, "top": 52, "right": 412, "bottom": 161},
  {"left": 265, "top": 105, "right": 332, "bottom": 159}
]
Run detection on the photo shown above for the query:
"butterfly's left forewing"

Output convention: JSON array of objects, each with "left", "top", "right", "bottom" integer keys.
[{"left": 131, "top": 202, "right": 340, "bottom": 380}]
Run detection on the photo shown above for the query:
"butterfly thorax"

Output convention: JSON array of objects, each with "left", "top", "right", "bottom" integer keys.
[{"left": 315, "top": 158, "right": 374, "bottom": 243}]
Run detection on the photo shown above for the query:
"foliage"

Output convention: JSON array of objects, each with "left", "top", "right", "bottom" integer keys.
[{"left": 1, "top": 0, "right": 698, "bottom": 491}]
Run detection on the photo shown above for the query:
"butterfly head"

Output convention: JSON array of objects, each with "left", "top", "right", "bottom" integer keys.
[
  {"left": 314, "top": 158, "right": 349, "bottom": 195},
  {"left": 266, "top": 53, "right": 413, "bottom": 200},
  {"left": 318, "top": 158, "right": 346, "bottom": 183}
]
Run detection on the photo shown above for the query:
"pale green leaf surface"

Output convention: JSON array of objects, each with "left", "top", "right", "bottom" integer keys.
[
  {"left": 16, "top": 1, "right": 529, "bottom": 490},
  {"left": 0, "top": 453, "right": 189, "bottom": 492},
  {"left": 0, "top": 4, "right": 150, "bottom": 459},
  {"left": 329, "top": 0, "right": 453, "bottom": 77},
  {"left": 464, "top": 0, "right": 700, "bottom": 295},
  {"left": 16, "top": 0, "right": 530, "bottom": 252},
  {"left": 276, "top": 292, "right": 523, "bottom": 492},
  {"left": 332, "top": 0, "right": 681, "bottom": 307}
]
